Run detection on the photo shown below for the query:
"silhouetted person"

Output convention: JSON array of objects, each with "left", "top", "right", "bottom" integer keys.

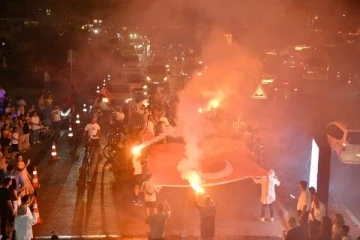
[
  {"left": 283, "top": 217, "right": 305, "bottom": 240},
  {"left": 318, "top": 216, "right": 332, "bottom": 240},
  {"left": 195, "top": 195, "right": 216, "bottom": 240}
]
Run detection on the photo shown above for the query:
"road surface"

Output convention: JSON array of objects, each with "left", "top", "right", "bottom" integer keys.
[{"left": 32, "top": 133, "right": 285, "bottom": 238}]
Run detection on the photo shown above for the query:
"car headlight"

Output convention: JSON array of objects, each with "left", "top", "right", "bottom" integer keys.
[
  {"left": 102, "top": 97, "right": 109, "bottom": 103},
  {"left": 165, "top": 64, "right": 170, "bottom": 68},
  {"left": 146, "top": 76, "right": 151, "bottom": 81},
  {"left": 143, "top": 85, "right": 148, "bottom": 89},
  {"left": 163, "top": 76, "right": 168, "bottom": 81}
]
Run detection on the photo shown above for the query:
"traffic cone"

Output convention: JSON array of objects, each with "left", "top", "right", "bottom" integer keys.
[
  {"left": 68, "top": 124, "right": 74, "bottom": 140},
  {"left": 32, "top": 166, "right": 40, "bottom": 189},
  {"left": 75, "top": 114, "right": 80, "bottom": 124},
  {"left": 32, "top": 197, "right": 43, "bottom": 224},
  {"left": 50, "top": 142, "right": 58, "bottom": 161},
  {"left": 82, "top": 104, "right": 87, "bottom": 113}
]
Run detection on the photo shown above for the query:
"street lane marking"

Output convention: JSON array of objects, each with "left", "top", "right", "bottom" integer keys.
[{"left": 345, "top": 209, "right": 360, "bottom": 228}]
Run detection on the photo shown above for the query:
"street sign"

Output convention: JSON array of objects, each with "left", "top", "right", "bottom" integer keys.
[{"left": 251, "top": 84, "right": 268, "bottom": 99}]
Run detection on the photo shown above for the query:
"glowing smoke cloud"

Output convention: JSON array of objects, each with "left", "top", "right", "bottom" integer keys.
[{"left": 176, "top": 30, "right": 262, "bottom": 192}]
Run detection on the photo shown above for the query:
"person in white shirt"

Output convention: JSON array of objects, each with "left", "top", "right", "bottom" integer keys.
[
  {"left": 253, "top": 169, "right": 280, "bottom": 222},
  {"left": 297, "top": 180, "right": 312, "bottom": 230},
  {"left": 29, "top": 112, "right": 41, "bottom": 144},
  {"left": 14, "top": 205, "right": 37, "bottom": 240},
  {"left": 51, "top": 105, "right": 62, "bottom": 135},
  {"left": 111, "top": 107, "right": 125, "bottom": 134},
  {"left": 83, "top": 116, "right": 101, "bottom": 157},
  {"left": 132, "top": 154, "right": 143, "bottom": 206},
  {"left": 112, "top": 107, "right": 125, "bottom": 122},
  {"left": 20, "top": 195, "right": 34, "bottom": 220},
  {"left": 309, "top": 193, "right": 326, "bottom": 240},
  {"left": 141, "top": 173, "right": 162, "bottom": 216},
  {"left": 16, "top": 96, "right": 26, "bottom": 116}
]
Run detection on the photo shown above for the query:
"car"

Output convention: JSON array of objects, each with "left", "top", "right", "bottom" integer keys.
[
  {"left": 146, "top": 64, "right": 169, "bottom": 84},
  {"left": 260, "top": 69, "right": 300, "bottom": 100},
  {"left": 124, "top": 73, "right": 148, "bottom": 97},
  {"left": 122, "top": 54, "right": 141, "bottom": 71},
  {"left": 101, "top": 83, "right": 132, "bottom": 108},
  {"left": 120, "top": 44, "right": 137, "bottom": 55},
  {"left": 181, "top": 60, "right": 206, "bottom": 78},
  {"left": 326, "top": 121, "right": 360, "bottom": 164},
  {"left": 146, "top": 64, "right": 170, "bottom": 93},
  {"left": 151, "top": 54, "right": 170, "bottom": 69}
]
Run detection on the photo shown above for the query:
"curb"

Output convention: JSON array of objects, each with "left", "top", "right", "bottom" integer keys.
[{"left": 275, "top": 198, "right": 290, "bottom": 231}]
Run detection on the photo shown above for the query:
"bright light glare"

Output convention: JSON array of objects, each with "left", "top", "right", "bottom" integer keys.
[
  {"left": 102, "top": 98, "right": 109, "bottom": 103},
  {"left": 209, "top": 99, "right": 220, "bottom": 109},
  {"left": 132, "top": 145, "right": 143, "bottom": 156},
  {"left": 309, "top": 139, "right": 319, "bottom": 191},
  {"left": 146, "top": 76, "right": 151, "bottom": 81},
  {"left": 143, "top": 85, "right": 148, "bottom": 89},
  {"left": 188, "top": 172, "right": 204, "bottom": 194},
  {"left": 124, "top": 98, "right": 132, "bottom": 103},
  {"left": 198, "top": 108, "right": 203, "bottom": 114},
  {"left": 60, "top": 109, "right": 71, "bottom": 117},
  {"left": 163, "top": 76, "right": 168, "bottom": 81},
  {"left": 93, "top": 29, "right": 99, "bottom": 34}
]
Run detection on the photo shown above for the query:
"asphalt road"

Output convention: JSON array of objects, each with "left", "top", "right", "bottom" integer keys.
[{"left": 32, "top": 133, "right": 284, "bottom": 238}]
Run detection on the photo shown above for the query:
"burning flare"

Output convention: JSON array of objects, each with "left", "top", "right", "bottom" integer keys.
[
  {"left": 132, "top": 145, "right": 143, "bottom": 156},
  {"left": 208, "top": 99, "right": 220, "bottom": 109},
  {"left": 188, "top": 171, "right": 205, "bottom": 194}
]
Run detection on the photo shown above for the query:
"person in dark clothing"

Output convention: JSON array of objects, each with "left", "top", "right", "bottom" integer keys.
[
  {"left": 318, "top": 216, "right": 332, "bottom": 240},
  {"left": 283, "top": 217, "right": 305, "bottom": 240},
  {"left": 195, "top": 195, "right": 216, "bottom": 240},
  {"left": 0, "top": 177, "right": 15, "bottom": 240}
]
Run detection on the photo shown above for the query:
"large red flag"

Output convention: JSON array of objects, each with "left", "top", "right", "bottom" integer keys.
[{"left": 146, "top": 137, "right": 267, "bottom": 187}]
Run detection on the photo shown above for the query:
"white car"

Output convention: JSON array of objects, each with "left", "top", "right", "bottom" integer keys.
[{"left": 326, "top": 121, "right": 360, "bottom": 164}]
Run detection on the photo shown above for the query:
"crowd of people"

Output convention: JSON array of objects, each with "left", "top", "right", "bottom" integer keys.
[
  {"left": 0, "top": 86, "right": 67, "bottom": 162},
  {"left": 253, "top": 169, "right": 358, "bottom": 240},
  {"left": 0, "top": 85, "right": 65, "bottom": 240}
]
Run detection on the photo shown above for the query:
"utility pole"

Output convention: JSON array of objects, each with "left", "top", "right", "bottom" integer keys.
[
  {"left": 70, "top": 49, "right": 73, "bottom": 84},
  {"left": 67, "top": 49, "right": 73, "bottom": 84}
]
